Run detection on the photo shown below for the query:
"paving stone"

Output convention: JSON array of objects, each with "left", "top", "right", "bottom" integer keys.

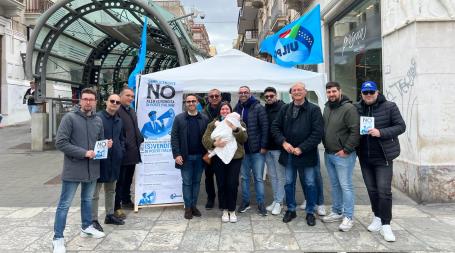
[
  {"left": 410, "top": 228, "right": 455, "bottom": 251},
  {"left": 287, "top": 216, "right": 328, "bottom": 233},
  {"left": 252, "top": 219, "right": 291, "bottom": 234},
  {"left": 180, "top": 230, "right": 219, "bottom": 251},
  {"left": 253, "top": 233, "right": 300, "bottom": 250},
  {"left": 333, "top": 230, "right": 389, "bottom": 252},
  {"left": 219, "top": 232, "right": 254, "bottom": 251},
  {"left": 95, "top": 229, "right": 148, "bottom": 251},
  {"left": 139, "top": 232, "right": 184, "bottom": 250},
  {"left": 0, "top": 226, "right": 49, "bottom": 250},
  {"left": 5, "top": 207, "right": 44, "bottom": 219},
  {"left": 394, "top": 217, "right": 453, "bottom": 233},
  {"left": 114, "top": 217, "right": 156, "bottom": 230},
  {"left": 294, "top": 232, "right": 344, "bottom": 251},
  {"left": 151, "top": 220, "right": 188, "bottom": 233},
  {"left": 221, "top": 217, "right": 252, "bottom": 233},
  {"left": 187, "top": 217, "right": 221, "bottom": 231},
  {"left": 157, "top": 207, "right": 188, "bottom": 221},
  {"left": 374, "top": 230, "right": 435, "bottom": 252}
]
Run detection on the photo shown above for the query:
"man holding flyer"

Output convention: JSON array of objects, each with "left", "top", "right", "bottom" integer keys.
[
  {"left": 52, "top": 88, "right": 111, "bottom": 253},
  {"left": 91, "top": 94, "right": 126, "bottom": 233},
  {"left": 356, "top": 81, "right": 406, "bottom": 242}
]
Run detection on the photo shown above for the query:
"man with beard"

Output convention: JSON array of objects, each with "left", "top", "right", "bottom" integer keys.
[{"left": 321, "top": 81, "right": 359, "bottom": 232}]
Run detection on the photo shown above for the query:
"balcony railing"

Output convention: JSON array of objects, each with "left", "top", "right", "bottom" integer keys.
[
  {"left": 244, "top": 29, "right": 258, "bottom": 40},
  {"left": 271, "top": 0, "right": 287, "bottom": 31},
  {"left": 25, "top": 0, "right": 53, "bottom": 13}
]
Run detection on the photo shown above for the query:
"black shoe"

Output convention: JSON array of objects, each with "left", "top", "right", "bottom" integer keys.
[
  {"left": 282, "top": 211, "right": 297, "bottom": 223},
  {"left": 205, "top": 199, "right": 214, "bottom": 210},
  {"left": 92, "top": 220, "right": 104, "bottom": 232},
  {"left": 184, "top": 208, "right": 193, "bottom": 219},
  {"left": 258, "top": 203, "right": 268, "bottom": 216},
  {"left": 306, "top": 213, "right": 316, "bottom": 226},
  {"left": 105, "top": 214, "right": 125, "bottom": 225},
  {"left": 122, "top": 201, "right": 134, "bottom": 210},
  {"left": 237, "top": 202, "right": 250, "bottom": 213},
  {"left": 192, "top": 206, "right": 202, "bottom": 217}
]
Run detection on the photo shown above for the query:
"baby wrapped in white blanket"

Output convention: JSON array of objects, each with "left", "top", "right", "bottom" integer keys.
[{"left": 208, "top": 112, "right": 245, "bottom": 164}]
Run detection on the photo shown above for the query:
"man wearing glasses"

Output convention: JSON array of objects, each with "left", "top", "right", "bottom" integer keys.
[
  {"left": 91, "top": 94, "right": 125, "bottom": 233},
  {"left": 202, "top": 89, "right": 222, "bottom": 209},
  {"left": 171, "top": 94, "right": 209, "bottom": 219},
  {"left": 263, "top": 87, "right": 285, "bottom": 215},
  {"left": 52, "top": 88, "right": 107, "bottom": 253},
  {"left": 114, "top": 87, "right": 144, "bottom": 219},
  {"left": 355, "top": 81, "right": 405, "bottom": 242},
  {"left": 321, "top": 81, "right": 359, "bottom": 232},
  {"left": 234, "top": 86, "right": 269, "bottom": 216}
]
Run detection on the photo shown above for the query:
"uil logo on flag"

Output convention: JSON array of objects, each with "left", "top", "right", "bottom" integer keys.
[{"left": 260, "top": 4, "right": 323, "bottom": 67}]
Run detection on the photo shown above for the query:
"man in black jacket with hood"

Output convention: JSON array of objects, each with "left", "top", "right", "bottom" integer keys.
[{"left": 356, "top": 81, "right": 405, "bottom": 242}]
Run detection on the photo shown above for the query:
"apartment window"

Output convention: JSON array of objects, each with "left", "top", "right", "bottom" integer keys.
[{"left": 329, "top": 0, "right": 381, "bottom": 101}]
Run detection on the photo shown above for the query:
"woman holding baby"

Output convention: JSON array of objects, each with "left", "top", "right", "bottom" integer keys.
[{"left": 202, "top": 102, "right": 248, "bottom": 223}]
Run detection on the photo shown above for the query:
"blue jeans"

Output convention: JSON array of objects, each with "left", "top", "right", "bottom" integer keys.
[
  {"left": 240, "top": 153, "right": 266, "bottom": 205},
  {"left": 284, "top": 154, "right": 317, "bottom": 213},
  {"left": 324, "top": 151, "right": 357, "bottom": 219},
  {"left": 54, "top": 180, "right": 97, "bottom": 239},
  {"left": 265, "top": 150, "right": 285, "bottom": 204},
  {"left": 180, "top": 154, "right": 204, "bottom": 208},
  {"left": 28, "top": 105, "right": 39, "bottom": 114},
  {"left": 300, "top": 154, "right": 325, "bottom": 205}
]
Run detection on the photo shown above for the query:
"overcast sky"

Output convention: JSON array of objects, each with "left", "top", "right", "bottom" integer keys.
[{"left": 180, "top": 0, "right": 239, "bottom": 53}]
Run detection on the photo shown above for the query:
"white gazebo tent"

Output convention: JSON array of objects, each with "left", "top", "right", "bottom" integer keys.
[{"left": 140, "top": 49, "right": 327, "bottom": 108}]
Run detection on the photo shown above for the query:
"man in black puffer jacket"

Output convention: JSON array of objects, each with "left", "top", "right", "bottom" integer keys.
[
  {"left": 234, "top": 85, "right": 269, "bottom": 216},
  {"left": 355, "top": 81, "right": 406, "bottom": 243}
]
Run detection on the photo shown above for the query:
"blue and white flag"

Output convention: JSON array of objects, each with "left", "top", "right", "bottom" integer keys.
[{"left": 260, "top": 4, "right": 323, "bottom": 67}]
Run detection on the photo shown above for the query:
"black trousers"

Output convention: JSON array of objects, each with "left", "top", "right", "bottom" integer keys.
[
  {"left": 212, "top": 156, "right": 242, "bottom": 212},
  {"left": 205, "top": 164, "right": 216, "bottom": 201},
  {"left": 115, "top": 164, "right": 136, "bottom": 210},
  {"left": 360, "top": 159, "right": 393, "bottom": 225}
]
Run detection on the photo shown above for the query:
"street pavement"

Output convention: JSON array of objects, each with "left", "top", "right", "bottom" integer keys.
[{"left": 1, "top": 122, "right": 455, "bottom": 252}]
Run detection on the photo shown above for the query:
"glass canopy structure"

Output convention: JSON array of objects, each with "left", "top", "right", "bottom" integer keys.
[{"left": 25, "top": 0, "right": 207, "bottom": 101}]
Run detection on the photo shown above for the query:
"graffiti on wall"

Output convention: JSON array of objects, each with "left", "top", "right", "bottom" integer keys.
[{"left": 386, "top": 58, "right": 418, "bottom": 160}]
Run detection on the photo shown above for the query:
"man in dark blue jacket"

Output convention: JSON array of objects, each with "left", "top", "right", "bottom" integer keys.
[
  {"left": 356, "top": 81, "right": 406, "bottom": 242},
  {"left": 234, "top": 86, "right": 269, "bottom": 216},
  {"left": 171, "top": 94, "right": 209, "bottom": 219},
  {"left": 91, "top": 94, "right": 125, "bottom": 233},
  {"left": 271, "top": 83, "right": 323, "bottom": 226}
]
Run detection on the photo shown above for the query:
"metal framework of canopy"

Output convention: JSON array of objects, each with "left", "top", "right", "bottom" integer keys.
[{"left": 25, "top": 0, "right": 207, "bottom": 102}]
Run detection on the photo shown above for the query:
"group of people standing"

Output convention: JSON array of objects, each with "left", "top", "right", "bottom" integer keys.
[
  {"left": 170, "top": 81, "right": 405, "bottom": 244},
  {"left": 51, "top": 80, "right": 405, "bottom": 253},
  {"left": 52, "top": 87, "right": 144, "bottom": 253}
]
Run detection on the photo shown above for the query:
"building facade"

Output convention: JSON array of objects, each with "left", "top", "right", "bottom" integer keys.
[
  {"left": 1, "top": 0, "right": 28, "bottom": 126},
  {"left": 237, "top": 0, "right": 455, "bottom": 203}
]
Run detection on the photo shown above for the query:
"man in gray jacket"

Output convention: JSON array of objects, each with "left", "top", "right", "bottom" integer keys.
[
  {"left": 321, "top": 81, "right": 360, "bottom": 232},
  {"left": 52, "top": 88, "right": 110, "bottom": 253}
]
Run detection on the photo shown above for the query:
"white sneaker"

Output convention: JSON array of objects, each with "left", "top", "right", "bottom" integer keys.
[
  {"left": 380, "top": 225, "right": 396, "bottom": 242},
  {"left": 221, "top": 210, "right": 229, "bottom": 223},
  {"left": 271, "top": 202, "right": 282, "bottom": 215},
  {"left": 317, "top": 205, "right": 327, "bottom": 216},
  {"left": 339, "top": 217, "right": 354, "bottom": 232},
  {"left": 368, "top": 216, "right": 382, "bottom": 232},
  {"left": 52, "top": 238, "right": 66, "bottom": 253},
  {"left": 266, "top": 201, "right": 276, "bottom": 212},
  {"left": 299, "top": 200, "right": 307, "bottom": 210},
  {"left": 229, "top": 211, "right": 237, "bottom": 223},
  {"left": 321, "top": 212, "right": 343, "bottom": 223},
  {"left": 80, "top": 225, "right": 106, "bottom": 238}
]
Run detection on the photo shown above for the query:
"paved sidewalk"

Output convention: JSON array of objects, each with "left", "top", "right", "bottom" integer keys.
[{"left": 1, "top": 123, "right": 455, "bottom": 252}]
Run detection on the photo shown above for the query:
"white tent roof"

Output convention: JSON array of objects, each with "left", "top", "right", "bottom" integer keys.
[{"left": 140, "top": 49, "right": 327, "bottom": 107}]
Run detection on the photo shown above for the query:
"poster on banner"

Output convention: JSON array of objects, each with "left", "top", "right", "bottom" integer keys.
[{"left": 135, "top": 77, "right": 183, "bottom": 207}]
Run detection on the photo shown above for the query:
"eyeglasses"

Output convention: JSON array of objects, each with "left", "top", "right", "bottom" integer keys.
[
  {"left": 238, "top": 91, "right": 250, "bottom": 95},
  {"left": 81, "top": 98, "right": 96, "bottom": 102},
  {"left": 362, "top": 90, "right": 376, "bottom": 95},
  {"left": 209, "top": 94, "right": 220, "bottom": 99},
  {"left": 264, "top": 94, "right": 275, "bottom": 99},
  {"left": 109, "top": 99, "right": 121, "bottom": 105},
  {"left": 186, "top": 100, "right": 197, "bottom": 104}
]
